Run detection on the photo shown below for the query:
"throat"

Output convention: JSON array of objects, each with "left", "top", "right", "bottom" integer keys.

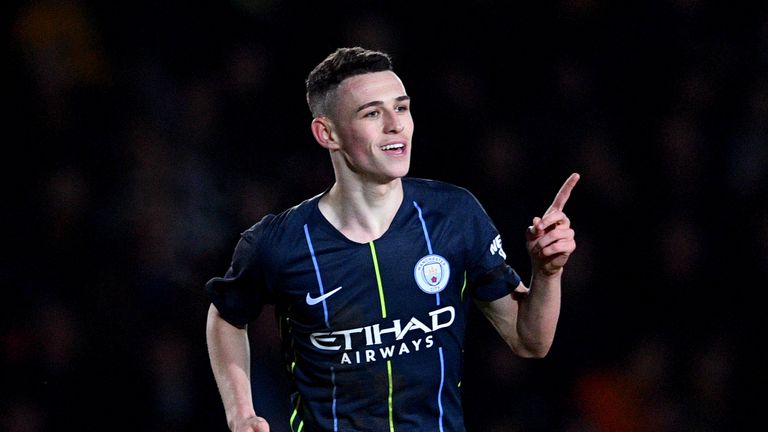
[
  {"left": 339, "top": 225, "right": 390, "bottom": 244},
  {"left": 327, "top": 206, "right": 399, "bottom": 243},
  {"left": 318, "top": 183, "right": 404, "bottom": 244}
]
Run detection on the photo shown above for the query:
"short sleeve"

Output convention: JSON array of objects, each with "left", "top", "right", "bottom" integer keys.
[
  {"left": 460, "top": 190, "right": 522, "bottom": 301},
  {"left": 206, "top": 217, "right": 276, "bottom": 327}
]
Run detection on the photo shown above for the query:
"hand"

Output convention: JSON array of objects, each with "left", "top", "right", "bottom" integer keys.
[
  {"left": 233, "top": 416, "right": 270, "bottom": 432},
  {"left": 526, "top": 173, "right": 579, "bottom": 276}
]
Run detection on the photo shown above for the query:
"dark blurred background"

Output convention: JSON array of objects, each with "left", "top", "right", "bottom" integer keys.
[{"left": 4, "top": 0, "right": 767, "bottom": 431}]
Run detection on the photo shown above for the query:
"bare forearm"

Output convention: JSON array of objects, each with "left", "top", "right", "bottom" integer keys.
[
  {"left": 516, "top": 172, "right": 578, "bottom": 356},
  {"left": 206, "top": 304, "right": 257, "bottom": 429},
  {"left": 517, "top": 270, "right": 562, "bottom": 357}
]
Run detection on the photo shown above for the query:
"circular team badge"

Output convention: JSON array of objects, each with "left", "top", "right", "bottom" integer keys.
[{"left": 414, "top": 254, "right": 451, "bottom": 294}]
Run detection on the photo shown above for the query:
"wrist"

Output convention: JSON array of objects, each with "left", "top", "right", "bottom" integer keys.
[
  {"left": 532, "top": 267, "right": 563, "bottom": 279},
  {"left": 228, "top": 408, "right": 257, "bottom": 431}
]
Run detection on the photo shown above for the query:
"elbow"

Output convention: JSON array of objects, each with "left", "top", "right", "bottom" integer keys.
[
  {"left": 509, "top": 338, "right": 553, "bottom": 359},
  {"left": 511, "top": 324, "right": 557, "bottom": 358},
  {"left": 516, "top": 346, "right": 551, "bottom": 359},
  {"left": 525, "top": 345, "right": 551, "bottom": 359}
]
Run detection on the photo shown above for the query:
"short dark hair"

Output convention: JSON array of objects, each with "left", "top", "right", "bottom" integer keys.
[{"left": 305, "top": 47, "right": 393, "bottom": 118}]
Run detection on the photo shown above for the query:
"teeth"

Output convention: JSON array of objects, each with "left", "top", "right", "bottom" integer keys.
[{"left": 381, "top": 143, "right": 404, "bottom": 151}]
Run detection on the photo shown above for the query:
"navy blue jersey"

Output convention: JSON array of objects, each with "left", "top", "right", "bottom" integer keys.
[{"left": 207, "top": 177, "right": 521, "bottom": 432}]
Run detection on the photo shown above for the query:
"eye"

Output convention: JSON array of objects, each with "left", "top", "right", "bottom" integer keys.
[
  {"left": 395, "top": 105, "right": 409, "bottom": 113},
  {"left": 364, "top": 110, "right": 380, "bottom": 118}
]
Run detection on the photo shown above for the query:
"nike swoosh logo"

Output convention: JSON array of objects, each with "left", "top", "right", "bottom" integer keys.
[{"left": 306, "top": 286, "right": 343, "bottom": 306}]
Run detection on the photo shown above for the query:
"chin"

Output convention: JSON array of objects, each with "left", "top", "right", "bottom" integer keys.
[
  {"left": 391, "top": 165, "right": 411, "bottom": 179},
  {"left": 370, "top": 160, "right": 411, "bottom": 182},
  {"left": 376, "top": 170, "right": 409, "bottom": 184}
]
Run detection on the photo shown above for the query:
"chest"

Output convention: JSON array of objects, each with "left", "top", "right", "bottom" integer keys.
[{"left": 275, "top": 210, "right": 469, "bottom": 333}]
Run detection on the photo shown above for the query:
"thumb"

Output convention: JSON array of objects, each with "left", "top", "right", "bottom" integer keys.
[{"left": 528, "top": 216, "right": 543, "bottom": 235}]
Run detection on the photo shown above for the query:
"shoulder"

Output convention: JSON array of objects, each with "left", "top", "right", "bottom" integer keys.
[
  {"left": 232, "top": 193, "right": 322, "bottom": 267},
  {"left": 241, "top": 192, "right": 323, "bottom": 242},
  {"left": 404, "top": 177, "right": 483, "bottom": 207}
]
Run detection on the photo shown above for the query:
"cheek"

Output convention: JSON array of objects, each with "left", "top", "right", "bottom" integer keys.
[
  {"left": 341, "top": 128, "right": 375, "bottom": 155},
  {"left": 402, "top": 115, "right": 415, "bottom": 136}
]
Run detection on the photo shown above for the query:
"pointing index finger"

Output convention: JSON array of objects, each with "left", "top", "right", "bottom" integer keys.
[{"left": 545, "top": 173, "right": 580, "bottom": 215}]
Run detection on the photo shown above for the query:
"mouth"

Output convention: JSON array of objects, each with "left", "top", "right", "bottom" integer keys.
[{"left": 380, "top": 142, "right": 406, "bottom": 155}]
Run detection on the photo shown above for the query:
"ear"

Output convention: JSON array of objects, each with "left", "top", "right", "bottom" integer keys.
[{"left": 311, "top": 117, "right": 339, "bottom": 150}]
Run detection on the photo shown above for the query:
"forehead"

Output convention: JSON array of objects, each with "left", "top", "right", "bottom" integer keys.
[{"left": 336, "top": 71, "right": 407, "bottom": 109}]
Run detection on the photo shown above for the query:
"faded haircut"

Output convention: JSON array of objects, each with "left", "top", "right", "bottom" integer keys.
[{"left": 305, "top": 47, "right": 393, "bottom": 118}]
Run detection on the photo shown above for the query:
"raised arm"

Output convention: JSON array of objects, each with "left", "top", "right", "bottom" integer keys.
[
  {"left": 206, "top": 303, "right": 270, "bottom": 432},
  {"left": 477, "top": 173, "right": 579, "bottom": 358}
]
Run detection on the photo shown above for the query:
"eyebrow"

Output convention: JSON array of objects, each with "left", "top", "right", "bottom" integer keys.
[{"left": 355, "top": 95, "right": 411, "bottom": 113}]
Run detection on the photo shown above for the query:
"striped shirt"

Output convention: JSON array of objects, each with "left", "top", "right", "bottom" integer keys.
[{"left": 207, "top": 177, "right": 521, "bottom": 432}]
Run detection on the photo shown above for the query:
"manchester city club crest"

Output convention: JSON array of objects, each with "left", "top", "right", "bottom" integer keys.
[{"left": 414, "top": 254, "right": 450, "bottom": 294}]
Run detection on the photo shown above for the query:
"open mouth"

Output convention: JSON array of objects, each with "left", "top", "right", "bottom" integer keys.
[{"left": 381, "top": 143, "right": 406, "bottom": 154}]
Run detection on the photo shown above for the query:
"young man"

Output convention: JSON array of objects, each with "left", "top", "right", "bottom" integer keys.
[{"left": 206, "top": 46, "right": 579, "bottom": 432}]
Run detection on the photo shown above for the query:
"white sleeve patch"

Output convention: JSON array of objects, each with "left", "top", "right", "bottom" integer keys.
[{"left": 489, "top": 234, "right": 507, "bottom": 260}]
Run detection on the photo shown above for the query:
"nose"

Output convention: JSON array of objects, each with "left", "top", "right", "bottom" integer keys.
[{"left": 385, "top": 112, "right": 404, "bottom": 133}]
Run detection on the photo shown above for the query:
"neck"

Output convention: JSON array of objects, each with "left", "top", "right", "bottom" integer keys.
[{"left": 319, "top": 177, "right": 404, "bottom": 243}]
